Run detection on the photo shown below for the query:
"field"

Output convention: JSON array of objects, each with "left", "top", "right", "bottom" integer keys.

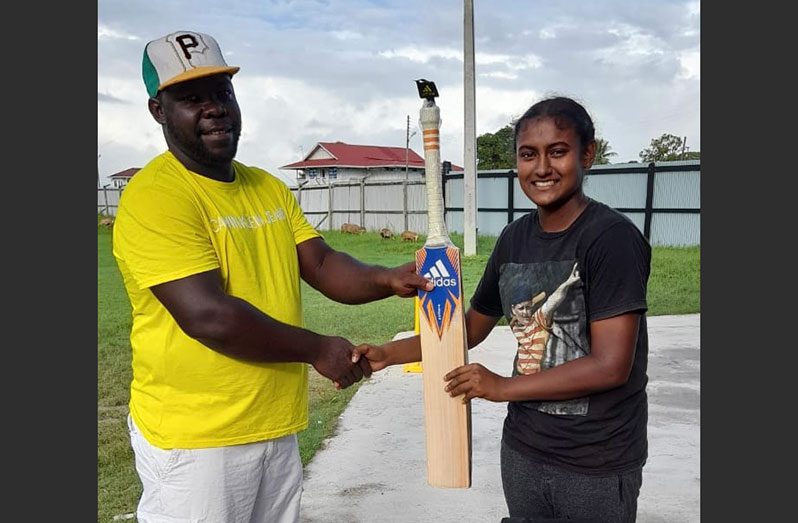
[{"left": 98, "top": 225, "right": 699, "bottom": 521}]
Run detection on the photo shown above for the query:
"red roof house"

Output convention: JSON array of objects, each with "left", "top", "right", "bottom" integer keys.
[
  {"left": 280, "top": 141, "right": 462, "bottom": 182},
  {"left": 107, "top": 168, "right": 140, "bottom": 188}
]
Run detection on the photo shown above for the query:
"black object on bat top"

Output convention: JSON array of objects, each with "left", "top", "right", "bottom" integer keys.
[{"left": 415, "top": 79, "right": 439, "bottom": 101}]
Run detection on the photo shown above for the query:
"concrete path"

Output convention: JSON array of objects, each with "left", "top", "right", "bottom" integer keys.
[{"left": 300, "top": 314, "right": 700, "bottom": 523}]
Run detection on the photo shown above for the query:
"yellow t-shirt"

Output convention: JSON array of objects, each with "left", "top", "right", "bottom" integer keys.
[{"left": 112, "top": 151, "right": 321, "bottom": 449}]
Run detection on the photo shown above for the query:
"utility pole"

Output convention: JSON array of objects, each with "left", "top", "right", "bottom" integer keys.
[
  {"left": 97, "top": 140, "right": 114, "bottom": 188},
  {"left": 405, "top": 115, "right": 417, "bottom": 180},
  {"left": 405, "top": 115, "right": 410, "bottom": 180},
  {"left": 681, "top": 136, "right": 687, "bottom": 160},
  {"left": 463, "top": 0, "right": 477, "bottom": 256}
]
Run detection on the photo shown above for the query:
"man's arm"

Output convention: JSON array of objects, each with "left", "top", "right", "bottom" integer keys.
[
  {"left": 296, "top": 237, "right": 433, "bottom": 304},
  {"left": 150, "top": 269, "right": 370, "bottom": 389}
]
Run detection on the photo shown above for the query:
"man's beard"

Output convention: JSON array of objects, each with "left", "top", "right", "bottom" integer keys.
[{"left": 166, "top": 120, "right": 241, "bottom": 166}]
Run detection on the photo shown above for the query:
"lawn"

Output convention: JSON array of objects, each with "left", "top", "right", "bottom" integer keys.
[{"left": 97, "top": 225, "right": 699, "bottom": 522}]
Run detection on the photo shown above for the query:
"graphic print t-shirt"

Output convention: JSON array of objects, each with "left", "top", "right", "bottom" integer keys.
[{"left": 471, "top": 199, "right": 651, "bottom": 474}]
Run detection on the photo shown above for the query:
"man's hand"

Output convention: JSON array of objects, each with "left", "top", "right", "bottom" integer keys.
[
  {"left": 351, "top": 343, "right": 391, "bottom": 373},
  {"left": 311, "top": 336, "right": 373, "bottom": 389},
  {"left": 383, "top": 261, "right": 434, "bottom": 298},
  {"left": 297, "top": 239, "right": 434, "bottom": 304},
  {"left": 444, "top": 363, "right": 508, "bottom": 403}
]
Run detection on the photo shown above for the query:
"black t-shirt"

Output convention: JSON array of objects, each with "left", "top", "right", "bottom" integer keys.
[{"left": 471, "top": 198, "right": 651, "bottom": 475}]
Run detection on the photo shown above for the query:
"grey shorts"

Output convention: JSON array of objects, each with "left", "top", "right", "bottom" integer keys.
[{"left": 500, "top": 439, "right": 643, "bottom": 523}]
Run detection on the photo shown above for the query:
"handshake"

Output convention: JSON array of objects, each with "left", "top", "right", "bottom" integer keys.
[
  {"left": 310, "top": 336, "right": 394, "bottom": 390},
  {"left": 311, "top": 331, "right": 506, "bottom": 404}
]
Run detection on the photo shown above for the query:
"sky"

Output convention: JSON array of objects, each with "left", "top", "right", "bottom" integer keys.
[{"left": 98, "top": 0, "right": 700, "bottom": 187}]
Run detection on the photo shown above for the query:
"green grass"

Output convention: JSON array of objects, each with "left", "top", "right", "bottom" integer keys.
[
  {"left": 98, "top": 226, "right": 140, "bottom": 522},
  {"left": 97, "top": 226, "right": 699, "bottom": 522},
  {"left": 647, "top": 245, "right": 701, "bottom": 315}
]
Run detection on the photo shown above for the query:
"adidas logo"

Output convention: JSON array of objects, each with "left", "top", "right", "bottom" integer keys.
[{"left": 424, "top": 259, "right": 458, "bottom": 288}]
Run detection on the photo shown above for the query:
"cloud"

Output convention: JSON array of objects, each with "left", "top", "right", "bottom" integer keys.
[
  {"left": 98, "top": 25, "right": 140, "bottom": 41},
  {"left": 98, "top": 93, "right": 131, "bottom": 104},
  {"left": 98, "top": 0, "right": 700, "bottom": 184}
]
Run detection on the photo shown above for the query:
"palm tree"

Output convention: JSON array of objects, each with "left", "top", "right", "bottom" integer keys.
[{"left": 594, "top": 137, "right": 617, "bottom": 165}]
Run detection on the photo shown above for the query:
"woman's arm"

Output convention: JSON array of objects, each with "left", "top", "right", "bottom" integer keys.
[
  {"left": 444, "top": 312, "right": 641, "bottom": 402},
  {"left": 352, "top": 308, "right": 501, "bottom": 371}
]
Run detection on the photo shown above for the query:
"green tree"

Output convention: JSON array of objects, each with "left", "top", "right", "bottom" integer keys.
[
  {"left": 639, "top": 133, "right": 698, "bottom": 162},
  {"left": 593, "top": 137, "right": 617, "bottom": 165},
  {"left": 476, "top": 125, "right": 515, "bottom": 169},
  {"left": 683, "top": 151, "right": 701, "bottom": 160}
]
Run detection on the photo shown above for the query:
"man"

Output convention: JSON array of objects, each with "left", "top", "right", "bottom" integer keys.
[{"left": 112, "top": 30, "right": 432, "bottom": 522}]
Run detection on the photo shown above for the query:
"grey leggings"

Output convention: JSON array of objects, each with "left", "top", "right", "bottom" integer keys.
[{"left": 500, "top": 440, "right": 642, "bottom": 523}]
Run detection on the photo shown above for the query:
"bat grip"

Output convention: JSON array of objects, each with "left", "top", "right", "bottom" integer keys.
[{"left": 420, "top": 101, "right": 449, "bottom": 246}]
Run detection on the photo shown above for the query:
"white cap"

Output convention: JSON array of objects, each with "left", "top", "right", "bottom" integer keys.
[{"left": 142, "top": 30, "right": 240, "bottom": 97}]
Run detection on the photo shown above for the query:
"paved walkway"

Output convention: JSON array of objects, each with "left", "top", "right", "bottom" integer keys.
[{"left": 300, "top": 314, "right": 700, "bottom": 523}]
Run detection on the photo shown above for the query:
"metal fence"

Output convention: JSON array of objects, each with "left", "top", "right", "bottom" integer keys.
[
  {"left": 98, "top": 160, "right": 700, "bottom": 246},
  {"left": 97, "top": 185, "right": 122, "bottom": 217},
  {"left": 292, "top": 160, "right": 700, "bottom": 246}
]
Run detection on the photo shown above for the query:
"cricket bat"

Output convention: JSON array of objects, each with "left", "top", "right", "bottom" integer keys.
[{"left": 414, "top": 79, "right": 472, "bottom": 488}]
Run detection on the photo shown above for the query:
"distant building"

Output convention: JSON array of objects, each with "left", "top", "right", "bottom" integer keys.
[
  {"left": 107, "top": 168, "right": 140, "bottom": 188},
  {"left": 280, "top": 141, "right": 462, "bottom": 183}
]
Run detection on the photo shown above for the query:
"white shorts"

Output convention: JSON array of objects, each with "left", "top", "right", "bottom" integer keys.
[{"left": 128, "top": 415, "right": 303, "bottom": 523}]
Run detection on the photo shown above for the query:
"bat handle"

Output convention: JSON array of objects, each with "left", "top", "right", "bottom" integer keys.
[{"left": 419, "top": 100, "right": 449, "bottom": 246}]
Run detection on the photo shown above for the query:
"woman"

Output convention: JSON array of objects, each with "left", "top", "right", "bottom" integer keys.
[{"left": 354, "top": 96, "right": 651, "bottom": 522}]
